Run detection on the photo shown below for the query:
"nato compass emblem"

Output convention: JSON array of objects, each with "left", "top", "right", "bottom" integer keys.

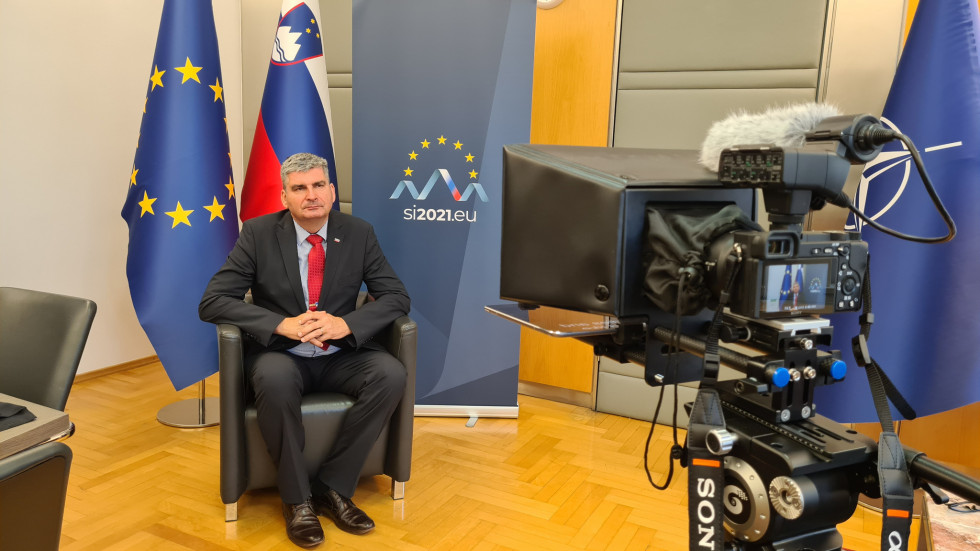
[
  {"left": 846, "top": 117, "right": 962, "bottom": 231},
  {"left": 391, "top": 135, "right": 488, "bottom": 223}
]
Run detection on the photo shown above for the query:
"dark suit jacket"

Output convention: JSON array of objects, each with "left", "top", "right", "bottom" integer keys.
[{"left": 199, "top": 210, "right": 410, "bottom": 353}]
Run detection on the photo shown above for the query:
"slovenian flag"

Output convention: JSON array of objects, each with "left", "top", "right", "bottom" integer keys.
[{"left": 240, "top": 0, "right": 340, "bottom": 220}]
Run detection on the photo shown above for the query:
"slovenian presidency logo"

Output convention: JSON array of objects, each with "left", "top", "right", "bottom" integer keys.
[
  {"left": 846, "top": 116, "right": 962, "bottom": 231},
  {"left": 389, "top": 135, "right": 488, "bottom": 223}
]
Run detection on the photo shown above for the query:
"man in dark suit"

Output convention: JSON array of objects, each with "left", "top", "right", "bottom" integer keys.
[{"left": 200, "top": 152, "right": 409, "bottom": 548}]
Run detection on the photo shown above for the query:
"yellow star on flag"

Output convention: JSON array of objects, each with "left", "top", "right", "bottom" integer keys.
[
  {"left": 421, "top": 139, "right": 431, "bottom": 149},
  {"left": 225, "top": 177, "right": 235, "bottom": 199},
  {"left": 209, "top": 78, "right": 223, "bottom": 102},
  {"left": 404, "top": 167, "right": 414, "bottom": 177},
  {"left": 409, "top": 151, "right": 418, "bottom": 160},
  {"left": 438, "top": 135, "right": 447, "bottom": 145},
  {"left": 465, "top": 153, "right": 475, "bottom": 162},
  {"left": 138, "top": 191, "right": 157, "bottom": 217},
  {"left": 311, "top": 18, "right": 316, "bottom": 24},
  {"left": 174, "top": 57, "right": 203, "bottom": 84},
  {"left": 149, "top": 65, "right": 165, "bottom": 90},
  {"left": 203, "top": 196, "right": 227, "bottom": 221},
  {"left": 130, "top": 168, "right": 139, "bottom": 187},
  {"left": 453, "top": 140, "right": 463, "bottom": 150},
  {"left": 469, "top": 170, "right": 478, "bottom": 179},
  {"left": 165, "top": 202, "right": 194, "bottom": 228},
  {"left": 306, "top": 28, "right": 311, "bottom": 34}
]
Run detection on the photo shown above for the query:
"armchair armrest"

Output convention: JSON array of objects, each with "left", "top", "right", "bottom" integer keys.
[
  {"left": 375, "top": 315, "right": 416, "bottom": 482},
  {"left": 217, "top": 323, "right": 248, "bottom": 504}
]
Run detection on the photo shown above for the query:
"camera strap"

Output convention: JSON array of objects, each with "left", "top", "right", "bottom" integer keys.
[
  {"left": 686, "top": 388, "right": 726, "bottom": 551},
  {"left": 684, "top": 248, "right": 741, "bottom": 550},
  {"left": 877, "top": 431, "right": 915, "bottom": 551},
  {"left": 850, "top": 258, "right": 915, "bottom": 550},
  {"left": 851, "top": 256, "right": 916, "bottom": 429}
]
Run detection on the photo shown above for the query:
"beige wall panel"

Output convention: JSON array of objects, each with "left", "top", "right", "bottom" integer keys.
[
  {"left": 618, "top": 0, "right": 827, "bottom": 72},
  {"left": 618, "top": 69, "right": 818, "bottom": 90},
  {"left": 614, "top": 87, "right": 818, "bottom": 150}
]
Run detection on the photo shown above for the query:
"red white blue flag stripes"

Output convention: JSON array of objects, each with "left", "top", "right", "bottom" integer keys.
[{"left": 241, "top": 0, "right": 339, "bottom": 220}]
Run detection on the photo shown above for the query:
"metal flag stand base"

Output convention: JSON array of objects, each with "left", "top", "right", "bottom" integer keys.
[{"left": 157, "top": 379, "right": 220, "bottom": 428}]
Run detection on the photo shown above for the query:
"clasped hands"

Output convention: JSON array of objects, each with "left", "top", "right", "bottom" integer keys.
[{"left": 275, "top": 310, "right": 351, "bottom": 348}]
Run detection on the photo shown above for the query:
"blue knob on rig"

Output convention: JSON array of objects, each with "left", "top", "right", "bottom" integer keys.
[
  {"left": 769, "top": 366, "right": 791, "bottom": 388},
  {"left": 827, "top": 359, "right": 847, "bottom": 380}
]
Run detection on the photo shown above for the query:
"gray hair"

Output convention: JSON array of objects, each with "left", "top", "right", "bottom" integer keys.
[{"left": 280, "top": 152, "right": 330, "bottom": 189}]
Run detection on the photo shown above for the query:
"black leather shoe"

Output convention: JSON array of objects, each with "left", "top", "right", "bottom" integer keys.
[
  {"left": 312, "top": 488, "right": 375, "bottom": 535},
  {"left": 282, "top": 499, "right": 325, "bottom": 548}
]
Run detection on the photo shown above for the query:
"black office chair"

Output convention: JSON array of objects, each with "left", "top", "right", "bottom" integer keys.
[
  {"left": 0, "top": 442, "right": 73, "bottom": 551},
  {"left": 0, "top": 287, "right": 96, "bottom": 551},
  {"left": 0, "top": 287, "right": 98, "bottom": 411},
  {"left": 216, "top": 293, "right": 416, "bottom": 521}
]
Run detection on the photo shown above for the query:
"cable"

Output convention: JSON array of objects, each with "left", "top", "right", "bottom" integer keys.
[
  {"left": 643, "top": 272, "right": 687, "bottom": 490},
  {"left": 842, "top": 132, "right": 956, "bottom": 243},
  {"left": 947, "top": 501, "right": 980, "bottom": 513}
]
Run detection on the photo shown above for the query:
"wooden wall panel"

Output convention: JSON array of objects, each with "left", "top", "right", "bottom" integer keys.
[
  {"left": 518, "top": 0, "right": 618, "bottom": 395},
  {"left": 530, "top": 0, "right": 618, "bottom": 147},
  {"left": 855, "top": 401, "right": 980, "bottom": 473}
]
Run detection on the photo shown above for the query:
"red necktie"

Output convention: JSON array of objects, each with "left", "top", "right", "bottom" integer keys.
[{"left": 306, "top": 234, "right": 324, "bottom": 311}]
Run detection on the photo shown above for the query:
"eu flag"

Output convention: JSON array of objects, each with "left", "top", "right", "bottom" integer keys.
[
  {"left": 122, "top": 0, "right": 239, "bottom": 391},
  {"left": 240, "top": 0, "right": 340, "bottom": 220},
  {"left": 822, "top": 0, "right": 980, "bottom": 421},
  {"left": 778, "top": 265, "right": 793, "bottom": 310}
]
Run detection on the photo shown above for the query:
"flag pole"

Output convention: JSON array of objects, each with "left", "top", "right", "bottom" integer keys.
[{"left": 156, "top": 379, "right": 220, "bottom": 428}]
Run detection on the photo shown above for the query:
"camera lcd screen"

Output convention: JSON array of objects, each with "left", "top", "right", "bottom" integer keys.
[{"left": 761, "top": 261, "right": 832, "bottom": 316}]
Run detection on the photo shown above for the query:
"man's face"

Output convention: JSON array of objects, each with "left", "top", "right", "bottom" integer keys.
[
  {"left": 791, "top": 282, "right": 800, "bottom": 294},
  {"left": 281, "top": 167, "right": 334, "bottom": 227}
]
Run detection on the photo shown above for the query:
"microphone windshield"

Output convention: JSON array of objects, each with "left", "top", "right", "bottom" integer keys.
[{"left": 699, "top": 103, "right": 841, "bottom": 172}]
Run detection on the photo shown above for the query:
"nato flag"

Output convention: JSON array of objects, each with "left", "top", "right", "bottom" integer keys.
[
  {"left": 822, "top": 0, "right": 980, "bottom": 421},
  {"left": 122, "top": 0, "right": 239, "bottom": 390}
]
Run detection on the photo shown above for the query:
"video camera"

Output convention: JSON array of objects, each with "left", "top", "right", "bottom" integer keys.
[{"left": 490, "top": 112, "right": 978, "bottom": 550}]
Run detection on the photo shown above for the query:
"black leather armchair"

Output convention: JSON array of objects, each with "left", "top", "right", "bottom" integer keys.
[
  {"left": 0, "top": 287, "right": 96, "bottom": 550},
  {"left": 216, "top": 297, "right": 416, "bottom": 521},
  {"left": 0, "top": 442, "right": 72, "bottom": 551},
  {"left": 0, "top": 287, "right": 98, "bottom": 411}
]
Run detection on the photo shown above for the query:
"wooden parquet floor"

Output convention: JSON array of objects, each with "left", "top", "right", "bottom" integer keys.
[{"left": 58, "top": 362, "right": 900, "bottom": 550}]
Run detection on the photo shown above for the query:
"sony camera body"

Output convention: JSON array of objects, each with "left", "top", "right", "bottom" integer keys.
[{"left": 714, "top": 229, "right": 868, "bottom": 320}]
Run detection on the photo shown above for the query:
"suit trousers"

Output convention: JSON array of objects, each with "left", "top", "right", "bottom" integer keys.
[{"left": 245, "top": 346, "right": 406, "bottom": 504}]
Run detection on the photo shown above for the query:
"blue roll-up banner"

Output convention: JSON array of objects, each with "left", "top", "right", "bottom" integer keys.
[{"left": 352, "top": 1, "right": 534, "bottom": 412}]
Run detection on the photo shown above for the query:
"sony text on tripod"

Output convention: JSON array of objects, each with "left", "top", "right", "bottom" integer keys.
[{"left": 388, "top": 134, "right": 489, "bottom": 223}]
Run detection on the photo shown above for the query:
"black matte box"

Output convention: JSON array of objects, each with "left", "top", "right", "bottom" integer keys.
[{"left": 500, "top": 144, "right": 757, "bottom": 319}]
